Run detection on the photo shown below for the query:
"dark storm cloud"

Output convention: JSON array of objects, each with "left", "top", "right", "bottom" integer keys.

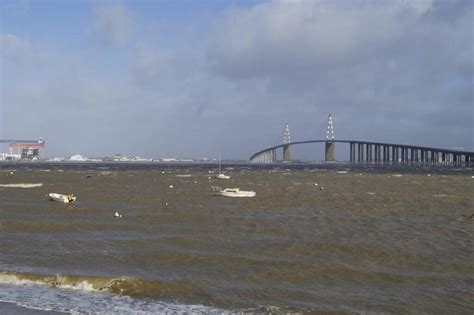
[{"left": 206, "top": 0, "right": 473, "bottom": 151}]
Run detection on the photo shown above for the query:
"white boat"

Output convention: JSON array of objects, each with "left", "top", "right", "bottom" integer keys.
[
  {"left": 48, "top": 193, "right": 76, "bottom": 203},
  {"left": 215, "top": 173, "right": 230, "bottom": 179},
  {"left": 218, "top": 188, "right": 256, "bottom": 198},
  {"left": 215, "top": 153, "right": 230, "bottom": 179}
]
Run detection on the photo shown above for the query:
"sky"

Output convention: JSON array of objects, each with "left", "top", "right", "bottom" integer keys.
[{"left": 0, "top": 0, "right": 473, "bottom": 159}]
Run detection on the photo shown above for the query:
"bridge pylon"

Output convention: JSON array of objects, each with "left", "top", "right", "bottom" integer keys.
[
  {"left": 283, "top": 123, "right": 291, "bottom": 161},
  {"left": 325, "top": 114, "right": 335, "bottom": 162}
]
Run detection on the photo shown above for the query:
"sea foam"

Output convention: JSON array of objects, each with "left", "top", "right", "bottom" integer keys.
[{"left": 0, "top": 183, "right": 43, "bottom": 188}]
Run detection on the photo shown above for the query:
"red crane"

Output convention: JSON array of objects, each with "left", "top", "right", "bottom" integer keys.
[{"left": 0, "top": 138, "right": 45, "bottom": 159}]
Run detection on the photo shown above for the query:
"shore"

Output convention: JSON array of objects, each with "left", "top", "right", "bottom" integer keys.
[{"left": 0, "top": 302, "right": 66, "bottom": 315}]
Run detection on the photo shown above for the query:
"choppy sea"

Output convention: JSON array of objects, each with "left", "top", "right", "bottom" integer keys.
[{"left": 0, "top": 162, "right": 473, "bottom": 314}]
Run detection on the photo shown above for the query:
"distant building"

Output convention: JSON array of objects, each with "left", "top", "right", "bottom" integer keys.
[
  {"left": 69, "top": 155, "right": 87, "bottom": 161},
  {"left": 161, "top": 158, "right": 177, "bottom": 162},
  {"left": 0, "top": 153, "right": 21, "bottom": 161}
]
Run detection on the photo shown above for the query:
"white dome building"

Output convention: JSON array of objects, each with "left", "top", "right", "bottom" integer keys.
[{"left": 69, "top": 155, "right": 87, "bottom": 161}]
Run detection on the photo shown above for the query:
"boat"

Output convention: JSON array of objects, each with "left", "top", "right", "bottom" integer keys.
[
  {"left": 48, "top": 193, "right": 76, "bottom": 203},
  {"left": 215, "top": 173, "right": 230, "bottom": 179},
  {"left": 215, "top": 153, "right": 230, "bottom": 179},
  {"left": 217, "top": 188, "right": 256, "bottom": 198}
]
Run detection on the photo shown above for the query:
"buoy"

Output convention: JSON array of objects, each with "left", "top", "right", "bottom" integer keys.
[
  {"left": 114, "top": 211, "right": 123, "bottom": 218},
  {"left": 320, "top": 186, "right": 325, "bottom": 190},
  {"left": 169, "top": 185, "right": 173, "bottom": 188},
  {"left": 427, "top": 174, "right": 431, "bottom": 177},
  {"left": 314, "top": 183, "right": 318, "bottom": 186},
  {"left": 10, "top": 172, "right": 14, "bottom": 175}
]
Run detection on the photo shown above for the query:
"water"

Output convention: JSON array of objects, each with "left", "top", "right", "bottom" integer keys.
[{"left": 0, "top": 163, "right": 473, "bottom": 314}]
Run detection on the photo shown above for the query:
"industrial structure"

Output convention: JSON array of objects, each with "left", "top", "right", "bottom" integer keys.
[
  {"left": 0, "top": 138, "right": 45, "bottom": 160},
  {"left": 249, "top": 115, "right": 473, "bottom": 166}
]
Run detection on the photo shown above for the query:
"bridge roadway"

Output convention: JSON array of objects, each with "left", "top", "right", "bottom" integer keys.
[{"left": 249, "top": 140, "right": 474, "bottom": 166}]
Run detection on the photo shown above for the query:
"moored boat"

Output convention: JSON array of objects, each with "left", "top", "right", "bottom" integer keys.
[
  {"left": 215, "top": 173, "right": 230, "bottom": 179},
  {"left": 217, "top": 188, "right": 256, "bottom": 198},
  {"left": 48, "top": 193, "right": 76, "bottom": 203},
  {"left": 215, "top": 153, "right": 230, "bottom": 179}
]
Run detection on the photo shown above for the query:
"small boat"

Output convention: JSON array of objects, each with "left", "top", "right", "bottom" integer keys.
[
  {"left": 215, "top": 153, "right": 230, "bottom": 179},
  {"left": 48, "top": 193, "right": 76, "bottom": 203},
  {"left": 215, "top": 173, "right": 230, "bottom": 179},
  {"left": 217, "top": 188, "right": 256, "bottom": 198}
]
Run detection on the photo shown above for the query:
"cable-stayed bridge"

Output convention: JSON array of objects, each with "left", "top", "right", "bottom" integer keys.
[{"left": 249, "top": 115, "right": 473, "bottom": 166}]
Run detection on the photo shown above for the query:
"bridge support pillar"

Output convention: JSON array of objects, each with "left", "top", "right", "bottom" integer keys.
[
  {"left": 354, "top": 143, "right": 358, "bottom": 162},
  {"left": 325, "top": 141, "right": 335, "bottom": 162},
  {"left": 365, "top": 144, "right": 370, "bottom": 163},
  {"left": 358, "top": 143, "right": 363, "bottom": 162},
  {"left": 350, "top": 143, "right": 355, "bottom": 162},
  {"left": 283, "top": 144, "right": 291, "bottom": 162}
]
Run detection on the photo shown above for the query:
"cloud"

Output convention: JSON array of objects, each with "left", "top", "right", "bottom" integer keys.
[
  {"left": 89, "top": 3, "right": 134, "bottom": 48},
  {"left": 1, "top": 1, "right": 472, "bottom": 159},
  {"left": 208, "top": 0, "right": 438, "bottom": 79},
  {"left": 206, "top": 0, "right": 473, "bottom": 149},
  {"left": 0, "top": 34, "right": 32, "bottom": 63},
  {"left": 1, "top": 0, "right": 30, "bottom": 13}
]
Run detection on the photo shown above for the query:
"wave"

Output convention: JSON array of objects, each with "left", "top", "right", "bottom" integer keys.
[
  {"left": 0, "top": 270, "right": 205, "bottom": 298},
  {"left": 0, "top": 270, "right": 289, "bottom": 314},
  {"left": 0, "top": 183, "right": 43, "bottom": 188}
]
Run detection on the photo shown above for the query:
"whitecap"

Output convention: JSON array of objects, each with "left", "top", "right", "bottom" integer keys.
[{"left": 0, "top": 183, "right": 43, "bottom": 188}]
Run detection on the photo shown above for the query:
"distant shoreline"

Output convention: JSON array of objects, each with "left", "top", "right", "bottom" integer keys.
[{"left": 0, "top": 160, "right": 472, "bottom": 175}]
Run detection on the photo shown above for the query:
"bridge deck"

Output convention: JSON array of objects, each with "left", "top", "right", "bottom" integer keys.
[{"left": 250, "top": 139, "right": 474, "bottom": 163}]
